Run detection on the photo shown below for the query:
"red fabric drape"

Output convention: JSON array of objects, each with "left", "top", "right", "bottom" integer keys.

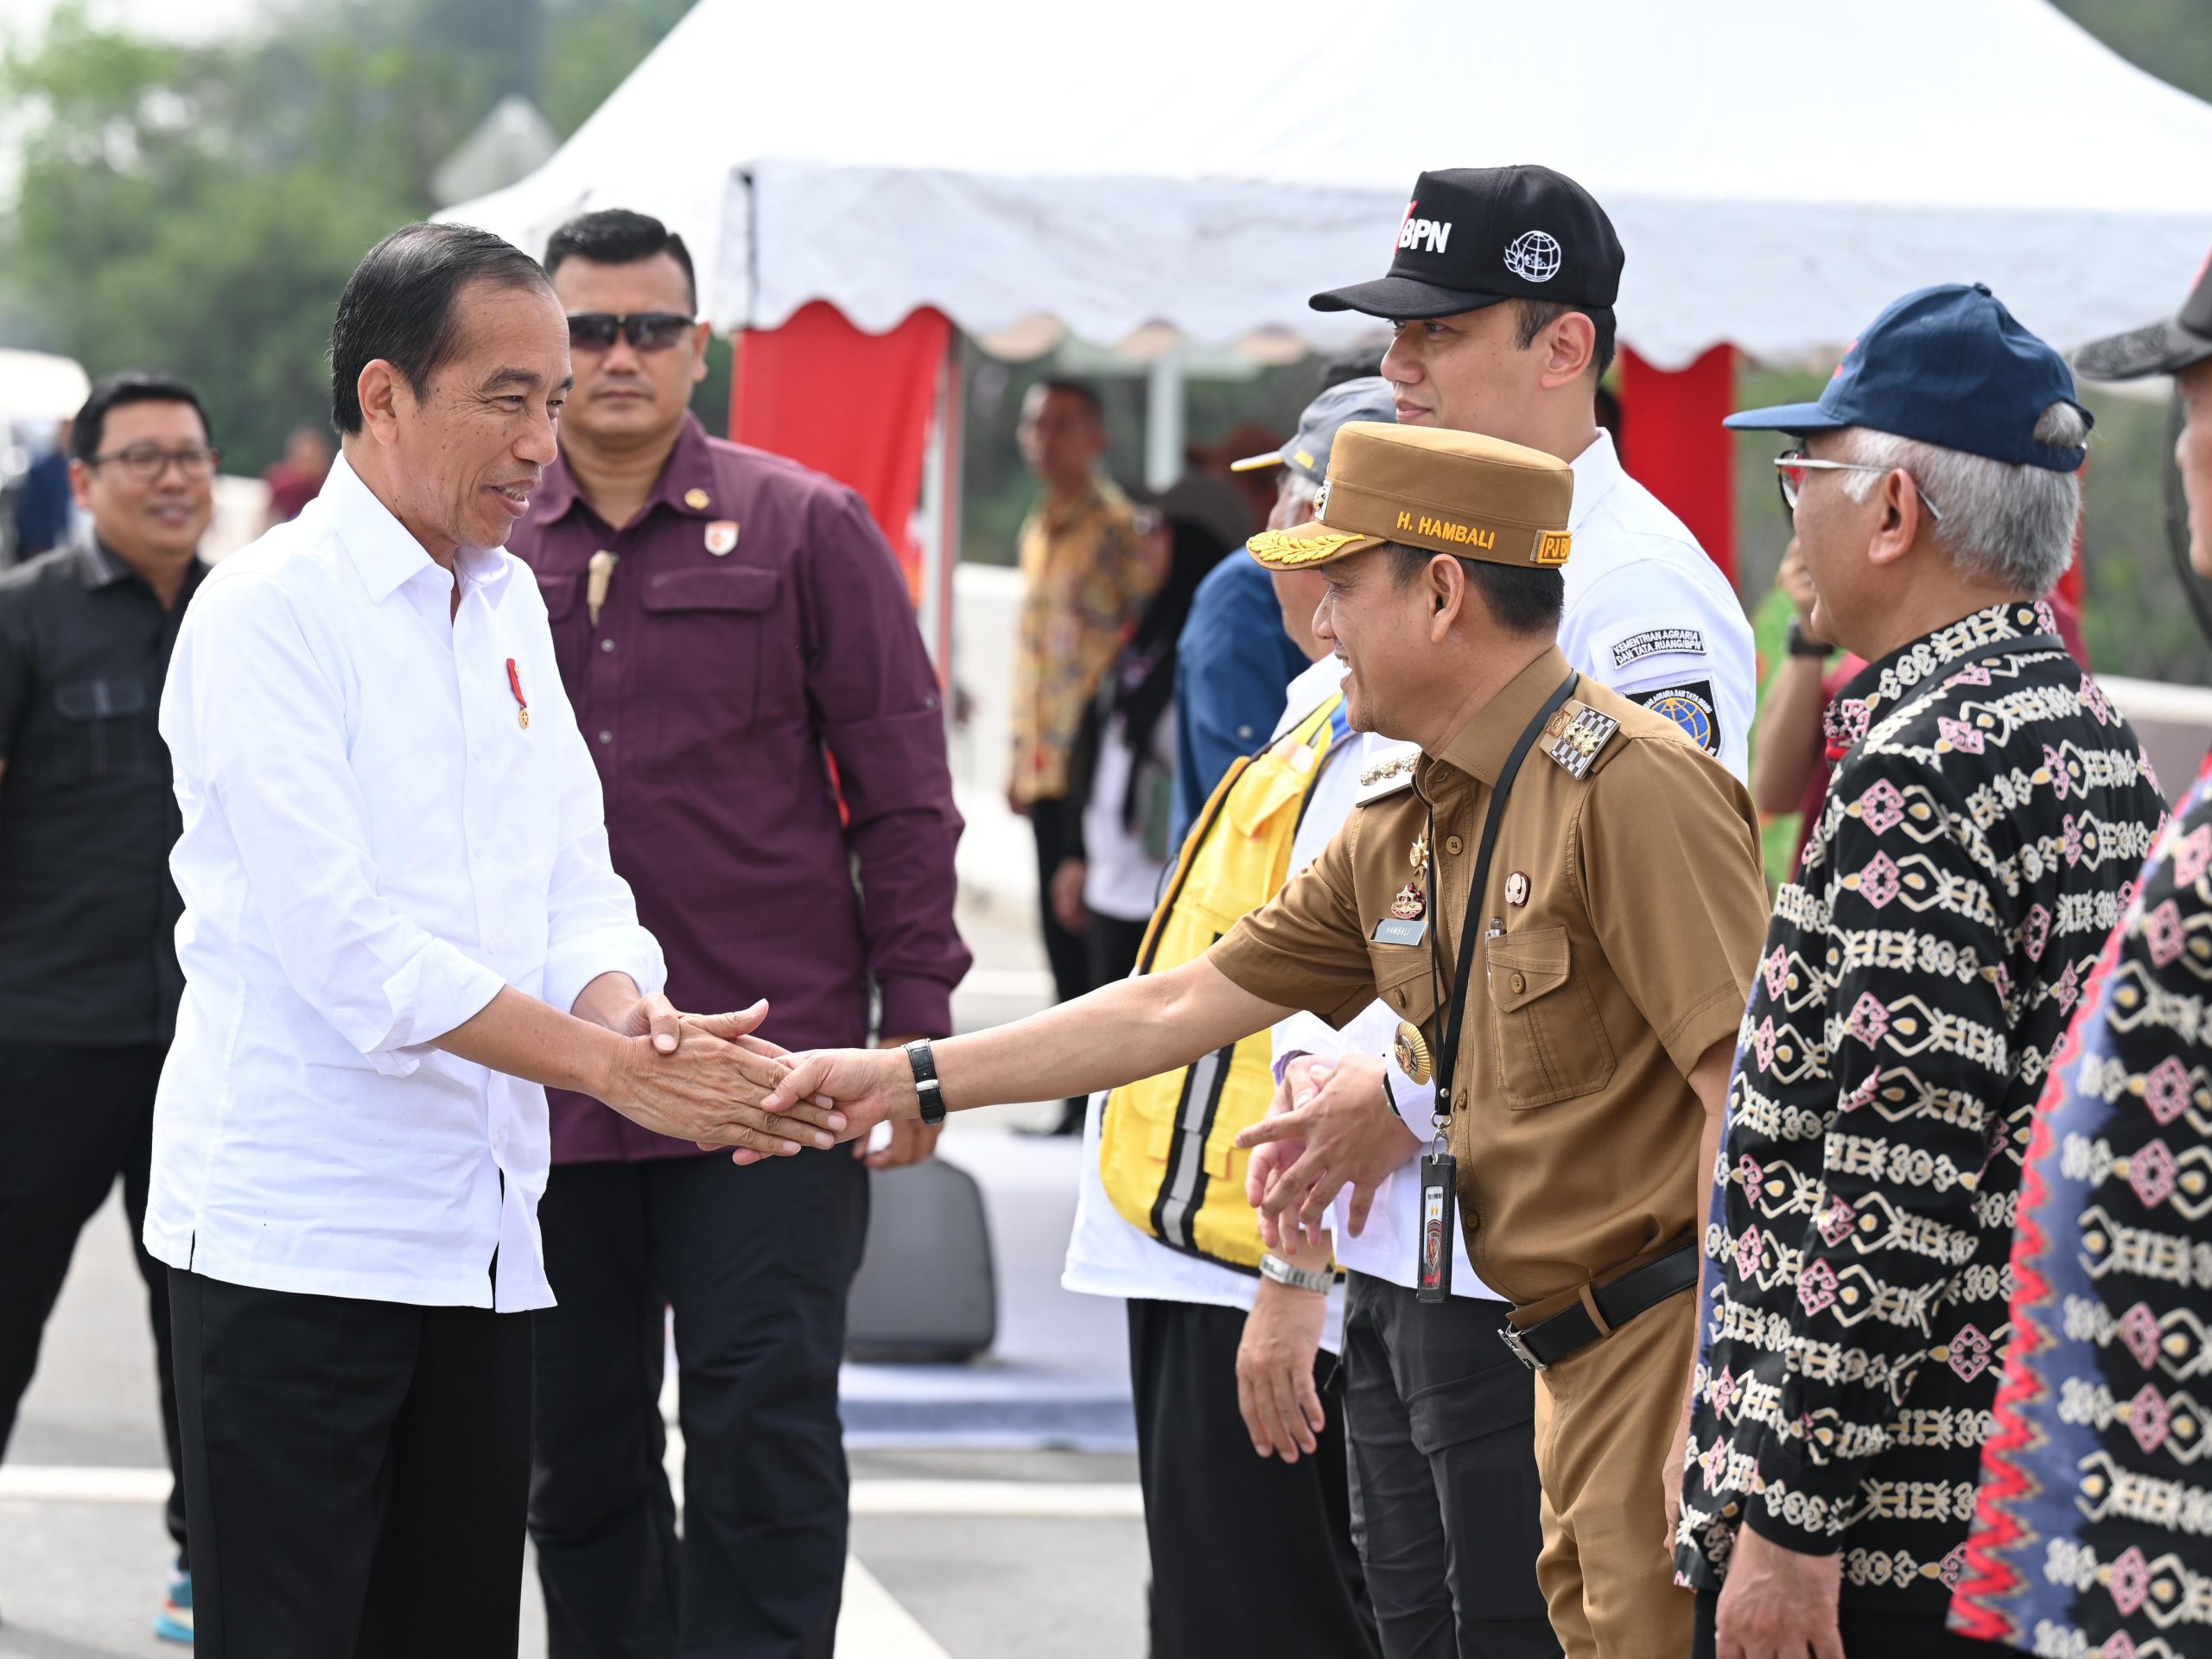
[
  {"left": 1617, "top": 345, "right": 1738, "bottom": 587},
  {"left": 731, "top": 301, "right": 950, "bottom": 595}
]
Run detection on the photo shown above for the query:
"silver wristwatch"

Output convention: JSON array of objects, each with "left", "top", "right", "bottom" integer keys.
[{"left": 1259, "top": 1253, "right": 1333, "bottom": 1294}]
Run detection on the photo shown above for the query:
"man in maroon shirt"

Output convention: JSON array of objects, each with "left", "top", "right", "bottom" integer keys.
[{"left": 507, "top": 208, "right": 968, "bottom": 1657}]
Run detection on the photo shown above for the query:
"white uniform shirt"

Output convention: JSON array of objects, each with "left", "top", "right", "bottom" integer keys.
[
  {"left": 1062, "top": 661, "right": 1346, "bottom": 1349},
  {"left": 1558, "top": 429, "right": 1753, "bottom": 782},
  {"left": 146, "top": 453, "right": 664, "bottom": 1313}
]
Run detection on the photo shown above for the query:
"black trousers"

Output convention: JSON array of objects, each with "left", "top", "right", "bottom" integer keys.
[
  {"left": 1127, "top": 1297, "right": 1379, "bottom": 1659},
  {"left": 168, "top": 1268, "right": 532, "bottom": 1657},
  {"left": 1692, "top": 1589, "right": 2006, "bottom": 1656},
  {"left": 529, "top": 1150, "right": 869, "bottom": 1659},
  {"left": 1084, "top": 910, "right": 1148, "bottom": 988},
  {"left": 1342, "top": 1274, "right": 1557, "bottom": 1658},
  {"left": 1028, "top": 792, "right": 1094, "bottom": 1006},
  {"left": 0, "top": 1042, "right": 187, "bottom": 1559}
]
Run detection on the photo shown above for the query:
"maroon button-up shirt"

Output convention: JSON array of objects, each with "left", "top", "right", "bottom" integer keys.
[{"left": 510, "top": 415, "right": 969, "bottom": 1163}]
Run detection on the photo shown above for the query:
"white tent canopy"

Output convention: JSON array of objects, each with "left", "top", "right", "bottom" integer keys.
[{"left": 448, "top": 0, "right": 2212, "bottom": 367}]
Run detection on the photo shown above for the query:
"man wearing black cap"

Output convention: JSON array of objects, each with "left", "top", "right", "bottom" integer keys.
[
  {"left": 1949, "top": 255, "right": 2212, "bottom": 1659},
  {"left": 1670, "top": 284, "right": 2171, "bottom": 1659},
  {"left": 1243, "top": 163, "right": 1758, "bottom": 1659}
]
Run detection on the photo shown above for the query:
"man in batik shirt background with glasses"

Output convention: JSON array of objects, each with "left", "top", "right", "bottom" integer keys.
[
  {"left": 1669, "top": 284, "right": 2170, "bottom": 1659},
  {"left": 1952, "top": 254, "right": 2212, "bottom": 1658},
  {"left": 0, "top": 371, "right": 217, "bottom": 1642},
  {"left": 506, "top": 208, "right": 967, "bottom": 1656}
]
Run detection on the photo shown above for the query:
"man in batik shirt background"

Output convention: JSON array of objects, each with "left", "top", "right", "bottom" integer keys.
[
  {"left": 1669, "top": 284, "right": 2171, "bottom": 1659},
  {"left": 1952, "top": 257, "right": 2212, "bottom": 1656}
]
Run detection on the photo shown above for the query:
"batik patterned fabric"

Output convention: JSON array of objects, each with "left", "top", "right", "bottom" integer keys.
[
  {"left": 1951, "top": 751, "right": 2212, "bottom": 1657},
  {"left": 1675, "top": 600, "right": 2170, "bottom": 1620}
]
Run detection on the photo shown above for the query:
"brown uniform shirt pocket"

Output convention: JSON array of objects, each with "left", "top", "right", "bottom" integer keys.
[{"left": 1486, "top": 925, "right": 1615, "bottom": 1109}]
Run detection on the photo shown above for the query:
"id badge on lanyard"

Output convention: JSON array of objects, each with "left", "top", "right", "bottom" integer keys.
[{"left": 1412, "top": 671, "right": 1578, "bottom": 1305}]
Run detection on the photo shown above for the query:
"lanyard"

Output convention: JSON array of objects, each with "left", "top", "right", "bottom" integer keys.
[
  {"left": 1414, "top": 669, "right": 1576, "bottom": 1303},
  {"left": 1425, "top": 671, "right": 1580, "bottom": 1123}
]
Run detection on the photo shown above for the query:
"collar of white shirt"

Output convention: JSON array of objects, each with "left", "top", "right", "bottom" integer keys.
[
  {"left": 318, "top": 449, "right": 518, "bottom": 607},
  {"left": 1567, "top": 428, "right": 1626, "bottom": 533}
]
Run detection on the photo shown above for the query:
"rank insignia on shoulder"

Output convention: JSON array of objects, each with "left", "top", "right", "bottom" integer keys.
[
  {"left": 1543, "top": 702, "right": 1620, "bottom": 779},
  {"left": 1357, "top": 753, "right": 1418, "bottom": 804}
]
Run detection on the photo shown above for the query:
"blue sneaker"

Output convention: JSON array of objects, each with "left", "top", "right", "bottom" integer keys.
[{"left": 154, "top": 1559, "right": 193, "bottom": 1644}]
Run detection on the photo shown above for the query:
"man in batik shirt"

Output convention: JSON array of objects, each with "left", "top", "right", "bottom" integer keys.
[
  {"left": 1670, "top": 285, "right": 2171, "bottom": 1659},
  {"left": 1952, "top": 258, "right": 2212, "bottom": 1656}
]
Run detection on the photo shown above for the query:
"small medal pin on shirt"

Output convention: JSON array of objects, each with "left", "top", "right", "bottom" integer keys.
[
  {"left": 1391, "top": 830, "right": 1430, "bottom": 919},
  {"left": 1394, "top": 1020, "right": 1433, "bottom": 1085},
  {"left": 705, "top": 519, "right": 739, "bottom": 556},
  {"left": 505, "top": 658, "right": 531, "bottom": 729},
  {"left": 683, "top": 487, "right": 711, "bottom": 511},
  {"left": 1505, "top": 871, "right": 1530, "bottom": 906}
]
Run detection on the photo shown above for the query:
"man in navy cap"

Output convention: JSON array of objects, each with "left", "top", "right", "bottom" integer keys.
[{"left": 1670, "top": 284, "right": 2171, "bottom": 1659}]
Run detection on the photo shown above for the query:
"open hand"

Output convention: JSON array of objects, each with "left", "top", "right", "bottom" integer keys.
[
  {"left": 1713, "top": 1528, "right": 1845, "bottom": 1659},
  {"left": 1246, "top": 1055, "right": 1333, "bottom": 1254},
  {"left": 1234, "top": 1052, "right": 1418, "bottom": 1238},
  {"left": 1236, "top": 1275, "right": 1328, "bottom": 1464}
]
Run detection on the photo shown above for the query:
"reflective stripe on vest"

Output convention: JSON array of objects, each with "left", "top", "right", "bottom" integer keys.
[{"left": 1098, "top": 689, "right": 1345, "bottom": 1270}]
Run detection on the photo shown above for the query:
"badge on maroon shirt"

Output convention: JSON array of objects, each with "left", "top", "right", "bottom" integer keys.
[{"left": 705, "top": 520, "right": 739, "bottom": 556}]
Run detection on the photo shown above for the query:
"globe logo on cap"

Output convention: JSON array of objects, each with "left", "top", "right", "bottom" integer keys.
[{"left": 1503, "top": 230, "right": 1561, "bottom": 283}]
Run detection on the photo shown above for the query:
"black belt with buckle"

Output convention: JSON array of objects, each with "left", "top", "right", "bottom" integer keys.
[{"left": 1500, "top": 1243, "right": 1699, "bottom": 1372}]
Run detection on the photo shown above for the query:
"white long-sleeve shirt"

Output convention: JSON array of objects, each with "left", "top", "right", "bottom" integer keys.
[{"left": 145, "top": 453, "right": 663, "bottom": 1313}]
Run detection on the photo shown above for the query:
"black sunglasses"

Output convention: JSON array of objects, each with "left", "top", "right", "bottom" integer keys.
[{"left": 566, "top": 312, "right": 697, "bottom": 353}]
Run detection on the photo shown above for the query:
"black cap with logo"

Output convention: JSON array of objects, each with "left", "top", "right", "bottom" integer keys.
[
  {"left": 1311, "top": 165, "right": 1626, "bottom": 321},
  {"left": 2073, "top": 251, "right": 2212, "bottom": 382}
]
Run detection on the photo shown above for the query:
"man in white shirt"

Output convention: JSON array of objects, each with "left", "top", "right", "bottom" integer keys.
[
  {"left": 1236, "top": 163, "right": 1755, "bottom": 1658},
  {"left": 150, "top": 222, "right": 842, "bottom": 1658}
]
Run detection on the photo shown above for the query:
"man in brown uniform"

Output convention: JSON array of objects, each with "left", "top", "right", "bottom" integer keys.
[{"left": 757, "top": 423, "right": 1771, "bottom": 1658}]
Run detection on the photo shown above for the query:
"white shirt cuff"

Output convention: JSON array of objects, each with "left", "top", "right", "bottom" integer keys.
[
  {"left": 543, "top": 925, "right": 668, "bottom": 1022},
  {"left": 362, "top": 943, "right": 506, "bottom": 1077}
]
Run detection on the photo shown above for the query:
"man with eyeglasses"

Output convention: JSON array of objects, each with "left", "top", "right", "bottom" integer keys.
[
  {"left": 1670, "top": 284, "right": 2171, "bottom": 1659},
  {"left": 505, "top": 207, "right": 966, "bottom": 1657},
  {"left": 0, "top": 370, "right": 216, "bottom": 1643}
]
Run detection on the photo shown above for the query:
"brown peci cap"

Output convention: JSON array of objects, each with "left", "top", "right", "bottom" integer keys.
[{"left": 1246, "top": 423, "right": 1574, "bottom": 572}]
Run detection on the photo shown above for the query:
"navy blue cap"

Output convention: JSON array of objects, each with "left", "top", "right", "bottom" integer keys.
[{"left": 1724, "top": 283, "right": 2090, "bottom": 472}]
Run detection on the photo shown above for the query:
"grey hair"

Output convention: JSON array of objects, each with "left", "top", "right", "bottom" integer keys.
[
  {"left": 1280, "top": 470, "right": 1321, "bottom": 511},
  {"left": 1837, "top": 402, "right": 2088, "bottom": 594}
]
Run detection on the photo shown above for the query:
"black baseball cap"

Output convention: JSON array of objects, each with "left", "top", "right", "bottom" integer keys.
[
  {"left": 1724, "top": 283, "right": 2089, "bottom": 473},
  {"left": 1310, "top": 165, "right": 1625, "bottom": 321},
  {"left": 2073, "top": 251, "right": 2212, "bottom": 382}
]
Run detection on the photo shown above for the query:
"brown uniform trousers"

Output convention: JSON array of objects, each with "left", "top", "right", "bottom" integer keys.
[{"left": 1214, "top": 648, "right": 1770, "bottom": 1659}]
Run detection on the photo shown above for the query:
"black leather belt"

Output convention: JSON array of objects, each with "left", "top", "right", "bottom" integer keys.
[{"left": 1500, "top": 1243, "right": 1698, "bottom": 1372}]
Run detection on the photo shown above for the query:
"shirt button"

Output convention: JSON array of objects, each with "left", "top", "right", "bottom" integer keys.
[
  {"left": 600, "top": 638, "right": 616, "bottom": 652},
  {"left": 1445, "top": 836, "right": 1464, "bottom": 856},
  {"left": 1509, "top": 972, "right": 1526, "bottom": 995},
  {"left": 597, "top": 729, "right": 613, "bottom": 745}
]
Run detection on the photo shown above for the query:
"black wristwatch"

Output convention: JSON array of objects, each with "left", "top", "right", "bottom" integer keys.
[
  {"left": 1785, "top": 620, "right": 1833, "bottom": 659},
  {"left": 902, "top": 1039, "right": 945, "bottom": 1125}
]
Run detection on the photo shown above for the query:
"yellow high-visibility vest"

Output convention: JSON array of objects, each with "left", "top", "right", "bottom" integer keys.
[{"left": 1098, "top": 689, "right": 1346, "bottom": 1270}]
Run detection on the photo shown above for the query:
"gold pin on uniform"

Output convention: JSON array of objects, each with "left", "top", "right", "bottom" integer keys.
[
  {"left": 683, "top": 487, "right": 711, "bottom": 510},
  {"left": 1391, "top": 830, "right": 1431, "bottom": 921},
  {"left": 1394, "top": 1020, "right": 1433, "bottom": 1085}
]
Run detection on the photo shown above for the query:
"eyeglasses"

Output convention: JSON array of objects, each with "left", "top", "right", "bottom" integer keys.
[
  {"left": 1775, "top": 448, "right": 1943, "bottom": 523},
  {"left": 566, "top": 312, "right": 697, "bottom": 353},
  {"left": 89, "top": 444, "right": 222, "bottom": 484}
]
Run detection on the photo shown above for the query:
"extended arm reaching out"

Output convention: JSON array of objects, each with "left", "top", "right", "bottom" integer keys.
[{"left": 756, "top": 957, "right": 1295, "bottom": 1153}]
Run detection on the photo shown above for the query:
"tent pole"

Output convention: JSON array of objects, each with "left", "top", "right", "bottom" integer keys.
[
  {"left": 1145, "top": 350, "right": 1185, "bottom": 492},
  {"left": 917, "top": 331, "right": 962, "bottom": 682}
]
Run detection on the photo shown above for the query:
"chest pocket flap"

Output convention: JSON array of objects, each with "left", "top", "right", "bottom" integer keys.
[
  {"left": 643, "top": 567, "right": 779, "bottom": 613},
  {"left": 1486, "top": 927, "right": 1570, "bottom": 1012},
  {"left": 535, "top": 571, "right": 580, "bottom": 622},
  {"left": 55, "top": 677, "right": 149, "bottom": 720},
  {"left": 1484, "top": 924, "right": 1614, "bottom": 1108},
  {"left": 1372, "top": 944, "right": 1439, "bottom": 1031}
]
